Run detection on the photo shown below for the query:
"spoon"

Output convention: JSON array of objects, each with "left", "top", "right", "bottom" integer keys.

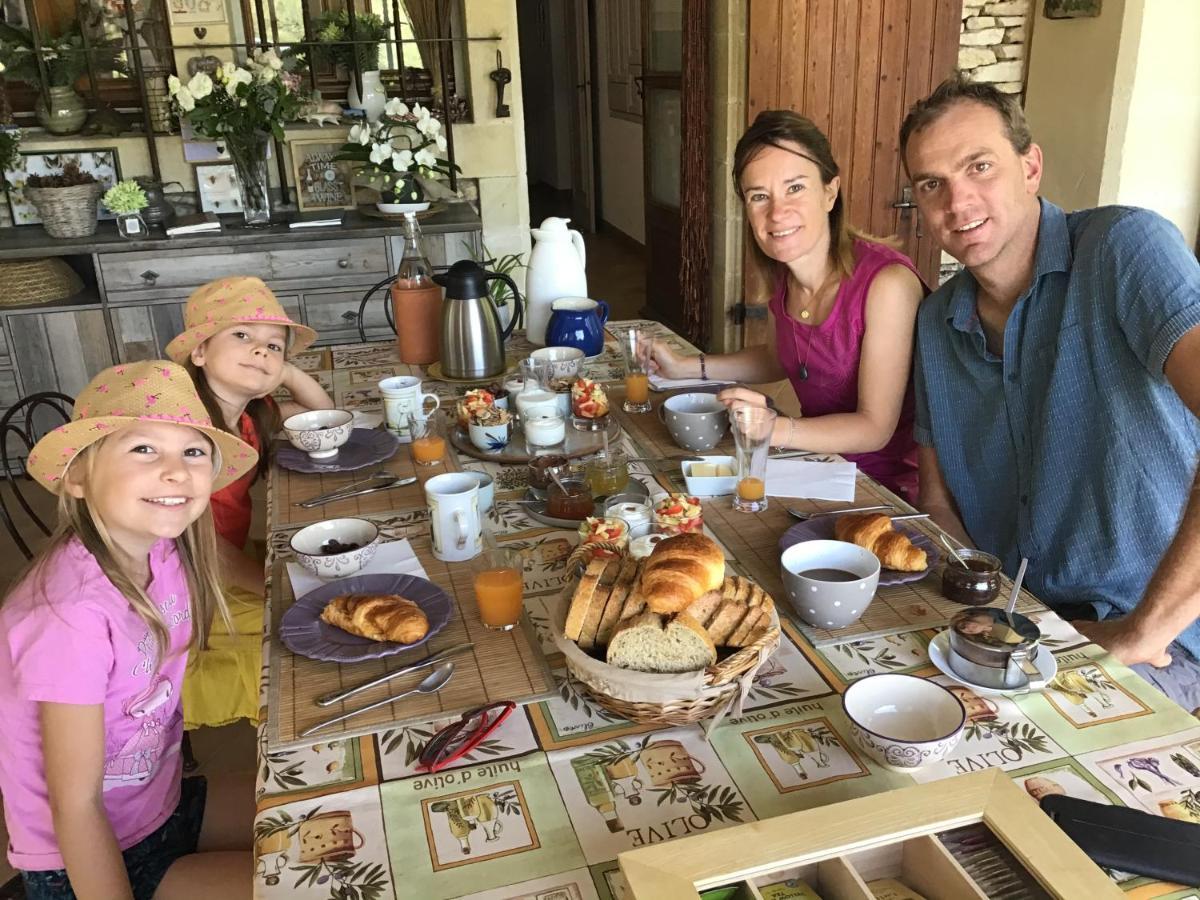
[
  {"left": 941, "top": 534, "right": 970, "bottom": 568},
  {"left": 786, "top": 504, "right": 894, "bottom": 521},
  {"left": 1005, "top": 557, "right": 1029, "bottom": 627},
  {"left": 300, "top": 662, "right": 454, "bottom": 737}
]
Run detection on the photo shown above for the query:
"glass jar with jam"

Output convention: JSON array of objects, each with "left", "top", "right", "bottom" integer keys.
[
  {"left": 941, "top": 549, "right": 1003, "bottom": 605},
  {"left": 527, "top": 453, "right": 569, "bottom": 499},
  {"left": 585, "top": 449, "right": 629, "bottom": 498},
  {"left": 546, "top": 466, "right": 595, "bottom": 521}
]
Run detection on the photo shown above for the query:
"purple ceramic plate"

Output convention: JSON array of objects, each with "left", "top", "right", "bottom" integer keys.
[
  {"left": 778, "top": 517, "right": 940, "bottom": 586},
  {"left": 279, "top": 573, "right": 453, "bottom": 662},
  {"left": 277, "top": 428, "right": 399, "bottom": 474}
]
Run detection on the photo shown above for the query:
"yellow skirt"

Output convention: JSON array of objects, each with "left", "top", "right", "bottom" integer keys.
[{"left": 182, "top": 585, "right": 264, "bottom": 731}]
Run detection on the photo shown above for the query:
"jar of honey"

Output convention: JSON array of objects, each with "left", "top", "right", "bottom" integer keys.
[{"left": 585, "top": 449, "right": 629, "bottom": 498}]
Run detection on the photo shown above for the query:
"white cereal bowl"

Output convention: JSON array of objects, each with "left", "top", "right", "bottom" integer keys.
[
  {"left": 842, "top": 673, "right": 966, "bottom": 769},
  {"left": 283, "top": 409, "right": 354, "bottom": 459},
  {"left": 289, "top": 517, "right": 381, "bottom": 579},
  {"left": 532, "top": 346, "right": 586, "bottom": 379},
  {"left": 780, "top": 539, "right": 880, "bottom": 628}
]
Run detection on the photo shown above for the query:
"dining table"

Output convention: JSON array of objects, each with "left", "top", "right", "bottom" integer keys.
[{"left": 251, "top": 322, "right": 1200, "bottom": 900}]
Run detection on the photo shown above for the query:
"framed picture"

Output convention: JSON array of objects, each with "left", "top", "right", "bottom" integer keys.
[
  {"left": 166, "top": 0, "right": 227, "bottom": 26},
  {"left": 4, "top": 149, "right": 121, "bottom": 226},
  {"left": 195, "top": 163, "right": 242, "bottom": 214},
  {"left": 288, "top": 139, "right": 357, "bottom": 212}
]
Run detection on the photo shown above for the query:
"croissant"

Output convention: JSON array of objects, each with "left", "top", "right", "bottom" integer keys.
[
  {"left": 834, "top": 513, "right": 927, "bottom": 572},
  {"left": 640, "top": 533, "right": 725, "bottom": 613},
  {"left": 320, "top": 593, "right": 430, "bottom": 643}
]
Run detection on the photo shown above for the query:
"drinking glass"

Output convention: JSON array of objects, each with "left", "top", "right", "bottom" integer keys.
[
  {"left": 730, "top": 405, "right": 777, "bottom": 513},
  {"left": 408, "top": 411, "right": 446, "bottom": 467},
  {"left": 472, "top": 548, "right": 525, "bottom": 631},
  {"left": 618, "top": 326, "right": 652, "bottom": 414}
]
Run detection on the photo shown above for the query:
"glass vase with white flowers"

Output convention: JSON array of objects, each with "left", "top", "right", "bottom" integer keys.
[
  {"left": 336, "top": 98, "right": 460, "bottom": 214},
  {"left": 168, "top": 49, "right": 306, "bottom": 225}
]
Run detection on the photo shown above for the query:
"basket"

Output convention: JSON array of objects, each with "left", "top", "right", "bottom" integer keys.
[
  {"left": 0, "top": 258, "right": 85, "bottom": 306},
  {"left": 25, "top": 182, "right": 104, "bottom": 239},
  {"left": 552, "top": 563, "right": 782, "bottom": 729}
]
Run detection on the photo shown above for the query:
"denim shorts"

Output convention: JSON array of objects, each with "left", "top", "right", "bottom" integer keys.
[{"left": 21, "top": 776, "right": 207, "bottom": 900}]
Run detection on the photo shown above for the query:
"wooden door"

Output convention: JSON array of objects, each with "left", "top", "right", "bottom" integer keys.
[
  {"left": 566, "top": 0, "right": 598, "bottom": 232},
  {"left": 744, "top": 0, "right": 962, "bottom": 344},
  {"left": 639, "top": 0, "right": 684, "bottom": 332}
]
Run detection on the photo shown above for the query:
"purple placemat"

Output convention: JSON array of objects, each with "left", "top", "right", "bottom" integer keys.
[
  {"left": 279, "top": 573, "right": 453, "bottom": 662},
  {"left": 277, "top": 428, "right": 399, "bottom": 473},
  {"left": 778, "top": 518, "right": 940, "bottom": 586}
]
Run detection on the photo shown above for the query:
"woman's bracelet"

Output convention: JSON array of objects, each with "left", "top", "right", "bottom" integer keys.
[{"left": 698, "top": 353, "right": 707, "bottom": 381}]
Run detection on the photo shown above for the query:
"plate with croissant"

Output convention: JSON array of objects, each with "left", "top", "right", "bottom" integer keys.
[
  {"left": 778, "top": 512, "right": 940, "bottom": 585},
  {"left": 280, "top": 573, "right": 453, "bottom": 662}
]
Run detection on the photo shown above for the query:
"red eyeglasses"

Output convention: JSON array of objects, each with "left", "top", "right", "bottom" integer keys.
[{"left": 417, "top": 701, "right": 516, "bottom": 772}]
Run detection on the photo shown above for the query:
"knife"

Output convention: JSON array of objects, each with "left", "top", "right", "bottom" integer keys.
[
  {"left": 298, "top": 476, "right": 418, "bottom": 508},
  {"left": 315, "top": 641, "right": 474, "bottom": 707}
]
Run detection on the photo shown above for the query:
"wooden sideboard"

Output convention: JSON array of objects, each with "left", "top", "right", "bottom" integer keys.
[{"left": 0, "top": 204, "right": 482, "bottom": 417}]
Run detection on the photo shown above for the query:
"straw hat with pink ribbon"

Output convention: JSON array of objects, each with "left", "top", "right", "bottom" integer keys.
[
  {"left": 26, "top": 360, "right": 260, "bottom": 493},
  {"left": 165, "top": 275, "right": 317, "bottom": 364}
]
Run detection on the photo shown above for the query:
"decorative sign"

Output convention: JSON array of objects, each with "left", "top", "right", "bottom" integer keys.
[
  {"left": 166, "top": 0, "right": 227, "bottom": 26},
  {"left": 289, "top": 139, "right": 356, "bottom": 212}
]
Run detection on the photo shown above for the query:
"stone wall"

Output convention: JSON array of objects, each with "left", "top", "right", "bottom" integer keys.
[{"left": 958, "top": 0, "right": 1034, "bottom": 95}]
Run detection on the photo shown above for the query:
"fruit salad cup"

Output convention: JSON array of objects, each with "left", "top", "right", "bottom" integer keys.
[{"left": 652, "top": 493, "right": 704, "bottom": 536}]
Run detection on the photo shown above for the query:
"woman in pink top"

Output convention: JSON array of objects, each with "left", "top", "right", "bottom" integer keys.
[
  {"left": 0, "top": 361, "right": 258, "bottom": 899},
  {"left": 647, "top": 111, "right": 925, "bottom": 501}
]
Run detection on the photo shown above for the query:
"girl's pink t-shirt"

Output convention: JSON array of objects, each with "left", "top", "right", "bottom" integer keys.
[
  {"left": 769, "top": 240, "right": 923, "bottom": 502},
  {"left": 0, "top": 537, "right": 192, "bottom": 871}
]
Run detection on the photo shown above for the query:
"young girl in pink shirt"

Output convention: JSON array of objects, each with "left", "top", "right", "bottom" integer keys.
[{"left": 0, "top": 360, "right": 259, "bottom": 899}]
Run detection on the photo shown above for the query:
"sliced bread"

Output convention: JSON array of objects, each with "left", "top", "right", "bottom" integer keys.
[
  {"left": 606, "top": 611, "right": 717, "bottom": 673},
  {"left": 727, "top": 607, "right": 765, "bottom": 647},
  {"left": 565, "top": 557, "right": 611, "bottom": 642},
  {"left": 706, "top": 600, "right": 750, "bottom": 645},
  {"left": 588, "top": 557, "right": 639, "bottom": 649},
  {"left": 682, "top": 589, "right": 723, "bottom": 629}
]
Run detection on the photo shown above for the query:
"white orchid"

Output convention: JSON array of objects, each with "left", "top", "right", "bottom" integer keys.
[
  {"left": 167, "top": 74, "right": 181, "bottom": 96},
  {"left": 391, "top": 148, "right": 413, "bottom": 171},
  {"left": 383, "top": 98, "right": 409, "bottom": 118},
  {"left": 426, "top": 117, "right": 442, "bottom": 136},
  {"left": 369, "top": 141, "right": 393, "bottom": 165},
  {"left": 175, "top": 86, "right": 195, "bottom": 111},
  {"left": 435, "top": 134, "right": 447, "bottom": 152},
  {"left": 186, "top": 72, "right": 213, "bottom": 99},
  {"left": 414, "top": 147, "right": 438, "bottom": 169},
  {"left": 348, "top": 123, "right": 372, "bottom": 146}
]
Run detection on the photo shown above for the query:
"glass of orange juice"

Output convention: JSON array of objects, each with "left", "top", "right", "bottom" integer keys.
[
  {"left": 618, "top": 326, "right": 652, "bottom": 414},
  {"left": 730, "top": 405, "right": 777, "bottom": 513},
  {"left": 472, "top": 548, "right": 525, "bottom": 631},
  {"left": 407, "top": 411, "right": 446, "bottom": 467}
]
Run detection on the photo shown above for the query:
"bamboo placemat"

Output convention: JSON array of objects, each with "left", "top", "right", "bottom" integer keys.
[
  {"left": 611, "top": 400, "right": 1046, "bottom": 647},
  {"left": 265, "top": 532, "right": 556, "bottom": 751}
]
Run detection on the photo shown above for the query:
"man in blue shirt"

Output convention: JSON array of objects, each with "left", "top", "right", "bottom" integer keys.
[{"left": 899, "top": 75, "right": 1200, "bottom": 711}]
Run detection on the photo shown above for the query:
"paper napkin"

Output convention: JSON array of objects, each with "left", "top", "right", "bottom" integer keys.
[
  {"left": 286, "top": 538, "right": 428, "bottom": 599},
  {"left": 765, "top": 459, "right": 857, "bottom": 501},
  {"left": 648, "top": 373, "right": 734, "bottom": 392}
]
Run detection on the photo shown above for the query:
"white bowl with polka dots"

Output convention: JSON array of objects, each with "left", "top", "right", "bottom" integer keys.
[{"left": 780, "top": 539, "right": 880, "bottom": 629}]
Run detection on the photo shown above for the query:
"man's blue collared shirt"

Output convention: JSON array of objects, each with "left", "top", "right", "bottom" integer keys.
[{"left": 915, "top": 199, "right": 1200, "bottom": 657}]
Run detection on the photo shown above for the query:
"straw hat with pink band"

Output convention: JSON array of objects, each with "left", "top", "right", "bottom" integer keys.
[
  {"left": 164, "top": 275, "right": 318, "bottom": 364},
  {"left": 26, "top": 360, "right": 260, "bottom": 494}
]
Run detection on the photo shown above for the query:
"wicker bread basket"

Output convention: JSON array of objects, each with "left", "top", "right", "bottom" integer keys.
[
  {"left": 25, "top": 182, "right": 104, "bottom": 239},
  {"left": 0, "top": 258, "right": 84, "bottom": 306},
  {"left": 553, "top": 549, "right": 781, "bottom": 727}
]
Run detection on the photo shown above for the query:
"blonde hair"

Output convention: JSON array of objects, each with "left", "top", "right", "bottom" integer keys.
[{"left": 3, "top": 441, "right": 231, "bottom": 673}]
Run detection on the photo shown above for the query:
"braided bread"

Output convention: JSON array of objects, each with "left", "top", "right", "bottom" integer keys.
[
  {"left": 833, "top": 513, "right": 927, "bottom": 572},
  {"left": 639, "top": 533, "right": 725, "bottom": 614},
  {"left": 320, "top": 593, "right": 429, "bottom": 643}
]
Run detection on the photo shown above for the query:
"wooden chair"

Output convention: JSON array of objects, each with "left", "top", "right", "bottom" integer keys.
[{"left": 0, "top": 392, "right": 73, "bottom": 560}]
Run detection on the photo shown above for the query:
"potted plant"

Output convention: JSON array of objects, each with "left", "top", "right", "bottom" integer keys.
[
  {"left": 24, "top": 160, "right": 104, "bottom": 238},
  {"left": 169, "top": 49, "right": 306, "bottom": 226},
  {"left": 103, "top": 179, "right": 148, "bottom": 238},
  {"left": 337, "top": 99, "right": 458, "bottom": 213},
  {"left": 313, "top": 10, "right": 389, "bottom": 120},
  {"left": 0, "top": 22, "right": 124, "bottom": 135},
  {"left": 0, "top": 125, "right": 19, "bottom": 190}
]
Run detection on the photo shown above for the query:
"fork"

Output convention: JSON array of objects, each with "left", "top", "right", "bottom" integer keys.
[{"left": 785, "top": 504, "right": 896, "bottom": 521}]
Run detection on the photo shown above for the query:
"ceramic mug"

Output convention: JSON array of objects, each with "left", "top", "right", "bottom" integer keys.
[
  {"left": 379, "top": 376, "right": 441, "bottom": 436},
  {"left": 641, "top": 740, "right": 706, "bottom": 786},
  {"left": 298, "top": 810, "right": 364, "bottom": 863},
  {"left": 464, "top": 470, "right": 495, "bottom": 512},
  {"left": 658, "top": 392, "right": 730, "bottom": 452},
  {"left": 425, "top": 472, "right": 483, "bottom": 562}
]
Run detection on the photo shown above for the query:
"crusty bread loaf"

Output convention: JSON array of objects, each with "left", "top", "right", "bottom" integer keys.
[
  {"left": 565, "top": 557, "right": 611, "bottom": 641},
  {"left": 606, "top": 611, "right": 717, "bottom": 673},
  {"left": 320, "top": 594, "right": 429, "bottom": 643},
  {"left": 834, "top": 513, "right": 927, "bottom": 572},
  {"left": 640, "top": 533, "right": 725, "bottom": 614}
]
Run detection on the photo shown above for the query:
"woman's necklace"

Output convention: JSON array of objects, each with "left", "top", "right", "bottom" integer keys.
[{"left": 789, "top": 270, "right": 840, "bottom": 381}]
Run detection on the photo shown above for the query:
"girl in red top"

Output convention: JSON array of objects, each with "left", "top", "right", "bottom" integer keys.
[{"left": 166, "top": 276, "right": 333, "bottom": 729}]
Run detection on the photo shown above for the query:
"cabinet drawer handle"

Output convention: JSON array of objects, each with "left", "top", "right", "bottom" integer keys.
[
  {"left": 341, "top": 310, "right": 359, "bottom": 322},
  {"left": 337, "top": 257, "right": 350, "bottom": 269},
  {"left": 140, "top": 269, "right": 159, "bottom": 286}
]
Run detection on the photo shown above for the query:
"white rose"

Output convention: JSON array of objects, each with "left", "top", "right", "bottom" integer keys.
[
  {"left": 435, "top": 134, "right": 447, "bottom": 152},
  {"left": 256, "top": 48, "right": 283, "bottom": 70},
  {"left": 415, "top": 147, "right": 437, "bottom": 169},
  {"left": 186, "top": 72, "right": 212, "bottom": 99},
  {"left": 256, "top": 64, "right": 277, "bottom": 83},
  {"left": 176, "top": 86, "right": 195, "bottom": 111},
  {"left": 391, "top": 149, "right": 413, "bottom": 171},
  {"left": 224, "top": 66, "right": 253, "bottom": 95},
  {"left": 369, "top": 141, "right": 392, "bottom": 165},
  {"left": 383, "top": 97, "right": 409, "bottom": 118},
  {"left": 167, "top": 74, "right": 181, "bottom": 96}
]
